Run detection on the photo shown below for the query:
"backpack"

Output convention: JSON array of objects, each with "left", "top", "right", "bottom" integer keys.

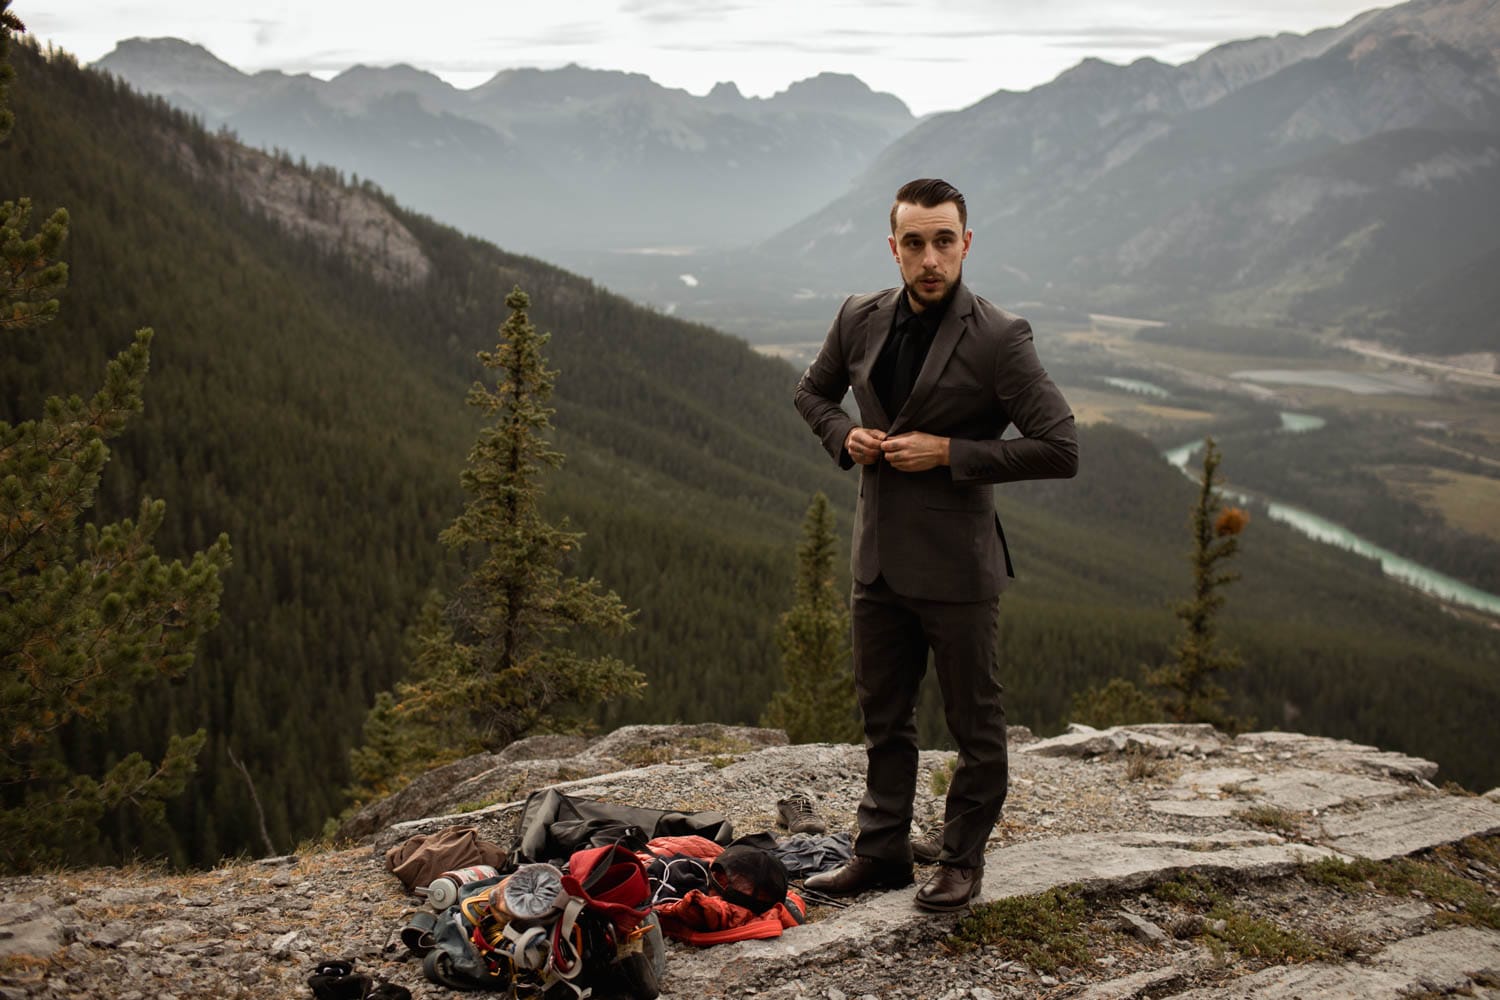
[{"left": 417, "top": 844, "right": 664, "bottom": 998}]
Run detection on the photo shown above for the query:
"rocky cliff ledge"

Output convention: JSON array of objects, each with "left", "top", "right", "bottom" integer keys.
[{"left": 3, "top": 723, "right": 1498, "bottom": 999}]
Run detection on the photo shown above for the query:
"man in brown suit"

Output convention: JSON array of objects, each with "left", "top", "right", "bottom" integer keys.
[{"left": 796, "top": 178, "right": 1077, "bottom": 911}]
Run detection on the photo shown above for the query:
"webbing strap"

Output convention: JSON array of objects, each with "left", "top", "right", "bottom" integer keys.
[{"left": 549, "top": 895, "right": 588, "bottom": 979}]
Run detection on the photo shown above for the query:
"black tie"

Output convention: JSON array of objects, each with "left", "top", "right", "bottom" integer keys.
[{"left": 887, "top": 318, "right": 927, "bottom": 416}]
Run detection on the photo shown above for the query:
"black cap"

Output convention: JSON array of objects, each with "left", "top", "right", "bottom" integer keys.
[{"left": 709, "top": 846, "right": 788, "bottom": 915}]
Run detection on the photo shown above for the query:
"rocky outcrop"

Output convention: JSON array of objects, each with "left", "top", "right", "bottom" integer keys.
[
  {"left": 219, "top": 144, "right": 433, "bottom": 289},
  {"left": 2, "top": 723, "right": 1498, "bottom": 1000},
  {"left": 159, "top": 134, "right": 433, "bottom": 290},
  {"left": 336, "top": 724, "right": 783, "bottom": 842}
]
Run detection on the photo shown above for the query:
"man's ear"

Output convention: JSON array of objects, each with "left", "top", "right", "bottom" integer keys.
[{"left": 888, "top": 235, "right": 899, "bottom": 260}]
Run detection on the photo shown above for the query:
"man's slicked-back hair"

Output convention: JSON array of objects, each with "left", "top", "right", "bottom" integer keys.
[{"left": 890, "top": 178, "right": 967, "bottom": 232}]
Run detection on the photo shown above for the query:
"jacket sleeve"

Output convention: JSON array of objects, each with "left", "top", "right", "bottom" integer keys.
[
  {"left": 948, "top": 318, "right": 1079, "bottom": 485},
  {"left": 794, "top": 296, "right": 859, "bottom": 470}
]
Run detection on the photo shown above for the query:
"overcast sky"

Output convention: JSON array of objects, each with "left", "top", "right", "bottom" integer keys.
[{"left": 27, "top": 0, "right": 1386, "bottom": 116}]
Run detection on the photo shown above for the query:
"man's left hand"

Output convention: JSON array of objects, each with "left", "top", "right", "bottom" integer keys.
[{"left": 881, "top": 432, "right": 950, "bottom": 471}]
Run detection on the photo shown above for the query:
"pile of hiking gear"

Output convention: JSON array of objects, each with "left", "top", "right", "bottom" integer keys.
[
  {"left": 380, "top": 790, "right": 819, "bottom": 997},
  {"left": 398, "top": 844, "right": 664, "bottom": 998}
]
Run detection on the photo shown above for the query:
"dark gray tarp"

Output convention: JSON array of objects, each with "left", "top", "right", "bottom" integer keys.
[{"left": 512, "top": 788, "right": 734, "bottom": 864}]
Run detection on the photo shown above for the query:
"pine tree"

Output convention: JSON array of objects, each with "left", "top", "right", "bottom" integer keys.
[
  {"left": 346, "top": 592, "right": 462, "bottom": 804},
  {"left": 350, "top": 288, "right": 642, "bottom": 799},
  {"left": 0, "top": 6, "right": 231, "bottom": 872},
  {"left": 761, "top": 492, "right": 860, "bottom": 744},
  {"left": 1146, "top": 437, "right": 1250, "bottom": 731},
  {"left": 1068, "top": 676, "right": 1162, "bottom": 729}
]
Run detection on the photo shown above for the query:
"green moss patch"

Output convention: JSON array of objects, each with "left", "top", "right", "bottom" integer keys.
[
  {"left": 1301, "top": 840, "right": 1500, "bottom": 931},
  {"left": 1153, "top": 870, "right": 1326, "bottom": 963},
  {"left": 949, "top": 887, "right": 1093, "bottom": 974},
  {"left": 1203, "top": 905, "right": 1328, "bottom": 963}
]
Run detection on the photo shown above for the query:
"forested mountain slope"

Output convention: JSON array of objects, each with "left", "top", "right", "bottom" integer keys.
[{"left": 2, "top": 44, "right": 1495, "bottom": 865}]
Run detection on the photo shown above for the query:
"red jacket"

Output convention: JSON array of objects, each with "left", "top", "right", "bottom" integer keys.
[{"left": 653, "top": 889, "right": 806, "bottom": 946}]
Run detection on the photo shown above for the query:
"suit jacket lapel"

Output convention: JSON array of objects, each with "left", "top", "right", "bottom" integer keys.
[
  {"left": 851, "top": 289, "right": 901, "bottom": 430},
  {"left": 891, "top": 283, "right": 973, "bottom": 434}
]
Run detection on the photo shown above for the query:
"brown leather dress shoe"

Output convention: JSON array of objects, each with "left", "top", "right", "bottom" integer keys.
[
  {"left": 914, "top": 864, "right": 983, "bottom": 912},
  {"left": 803, "top": 856, "right": 915, "bottom": 896}
]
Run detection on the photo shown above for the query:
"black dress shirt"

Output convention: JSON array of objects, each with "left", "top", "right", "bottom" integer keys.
[{"left": 874, "top": 286, "right": 953, "bottom": 418}]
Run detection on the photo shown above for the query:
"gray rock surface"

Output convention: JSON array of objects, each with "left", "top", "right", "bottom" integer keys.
[
  {"left": 1320, "top": 793, "right": 1500, "bottom": 860},
  {"left": 1022, "top": 723, "right": 1226, "bottom": 759},
  {"left": 1117, "top": 911, "right": 1170, "bottom": 945},
  {"left": 340, "top": 722, "right": 782, "bottom": 842},
  {"left": 1072, "top": 964, "right": 1193, "bottom": 1000},
  {"left": 659, "top": 829, "right": 1347, "bottom": 994},
  {"left": 3, "top": 723, "right": 1498, "bottom": 1000},
  {"left": 0, "top": 906, "right": 64, "bottom": 961},
  {"left": 1169, "top": 926, "right": 1500, "bottom": 998}
]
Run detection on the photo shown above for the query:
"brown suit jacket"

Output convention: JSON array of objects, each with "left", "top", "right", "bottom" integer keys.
[{"left": 795, "top": 283, "right": 1078, "bottom": 602}]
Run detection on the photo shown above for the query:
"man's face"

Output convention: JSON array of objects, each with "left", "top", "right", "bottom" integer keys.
[{"left": 888, "top": 201, "right": 972, "bottom": 311}]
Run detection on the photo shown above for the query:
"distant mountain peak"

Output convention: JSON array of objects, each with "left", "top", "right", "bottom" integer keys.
[
  {"left": 96, "top": 36, "right": 245, "bottom": 80},
  {"left": 325, "top": 62, "right": 456, "bottom": 108},
  {"left": 772, "top": 72, "right": 912, "bottom": 119},
  {"left": 471, "top": 62, "right": 665, "bottom": 104},
  {"left": 332, "top": 62, "right": 443, "bottom": 83},
  {"left": 707, "top": 80, "right": 746, "bottom": 103},
  {"left": 109, "top": 36, "right": 221, "bottom": 60},
  {"left": 777, "top": 71, "right": 875, "bottom": 100},
  {"left": 1055, "top": 56, "right": 1126, "bottom": 84}
]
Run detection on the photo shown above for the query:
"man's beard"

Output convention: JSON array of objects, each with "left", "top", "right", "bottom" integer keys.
[{"left": 905, "top": 268, "right": 962, "bottom": 310}]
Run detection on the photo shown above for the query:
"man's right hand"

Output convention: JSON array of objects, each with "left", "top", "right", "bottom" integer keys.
[{"left": 845, "top": 426, "right": 888, "bottom": 465}]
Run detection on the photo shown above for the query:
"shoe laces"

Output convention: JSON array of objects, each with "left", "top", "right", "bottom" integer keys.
[{"left": 780, "top": 792, "right": 815, "bottom": 818}]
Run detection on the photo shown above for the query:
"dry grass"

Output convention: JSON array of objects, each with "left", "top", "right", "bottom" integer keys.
[
  {"left": 1379, "top": 464, "right": 1500, "bottom": 542},
  {"left": 0, "top": 953, "right": 60, "bottom": 977},
  {"left": 1233, "top": 804, "right": 1305, "bottom": 839},
  {"left": 1137, "top": 403, "right": 1216, "bottom": 422},
  {"left": 1125, "top": 747, "right": 1164, "bottom": 781}
]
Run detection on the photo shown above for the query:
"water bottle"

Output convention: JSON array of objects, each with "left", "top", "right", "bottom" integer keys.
[{"left": 423, "top": 864, "right": 500, "bottom": 909}]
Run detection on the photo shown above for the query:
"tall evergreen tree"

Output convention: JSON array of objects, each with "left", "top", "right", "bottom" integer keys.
[
  {"left": 0, "top": 4, "right": 230, "bottom": 872},
  {"left": 1147, "top": 437, "right": 1250, "bottom": 730},
  {"left": 350, "top": 288, "right": 642, "bottom": 800},
  {"left": 761, "top": 492, "right": 860, "bottom": 744}
]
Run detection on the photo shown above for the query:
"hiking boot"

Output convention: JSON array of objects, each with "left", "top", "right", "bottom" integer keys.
[
  {"left": 910, "top": 827, "right": 943, "bottom": 865},
  {"left": 803, "top": 856, "right": 914, "bottom": 896},
  {"left": 776, "top": 792, "right": 827, "bottom": 835}
]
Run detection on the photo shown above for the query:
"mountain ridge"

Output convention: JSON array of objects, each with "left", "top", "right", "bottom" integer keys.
[
  {"left": 93, "top": 38, "right": 915, "bottom": 256},
  {"left": 671, "top": 0, "right": 1497, "bottom": 355}
]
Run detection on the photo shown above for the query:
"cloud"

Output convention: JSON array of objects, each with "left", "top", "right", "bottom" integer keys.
[
  {"left": 618, "top": 0, "right": 754, "bottom": 25},
  {"left": 492, "top": 19, "right": 615, "bottom": 48},
  {"left": 653, "top": 34, "right": 890, "bottom": 57},
  {"left": 1037, "top": 26, "right": 1245, "bottom": 50},
  {"left": 252, "top": 18, "right": 278, "bottom": 48}
]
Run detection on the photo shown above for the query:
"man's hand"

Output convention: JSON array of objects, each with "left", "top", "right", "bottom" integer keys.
[
  {"left": 881, "top": 431, "right": 950, "bottom": 472},
  {"left": 845, "top": 426, "right": 888, "bottom": 465}
]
